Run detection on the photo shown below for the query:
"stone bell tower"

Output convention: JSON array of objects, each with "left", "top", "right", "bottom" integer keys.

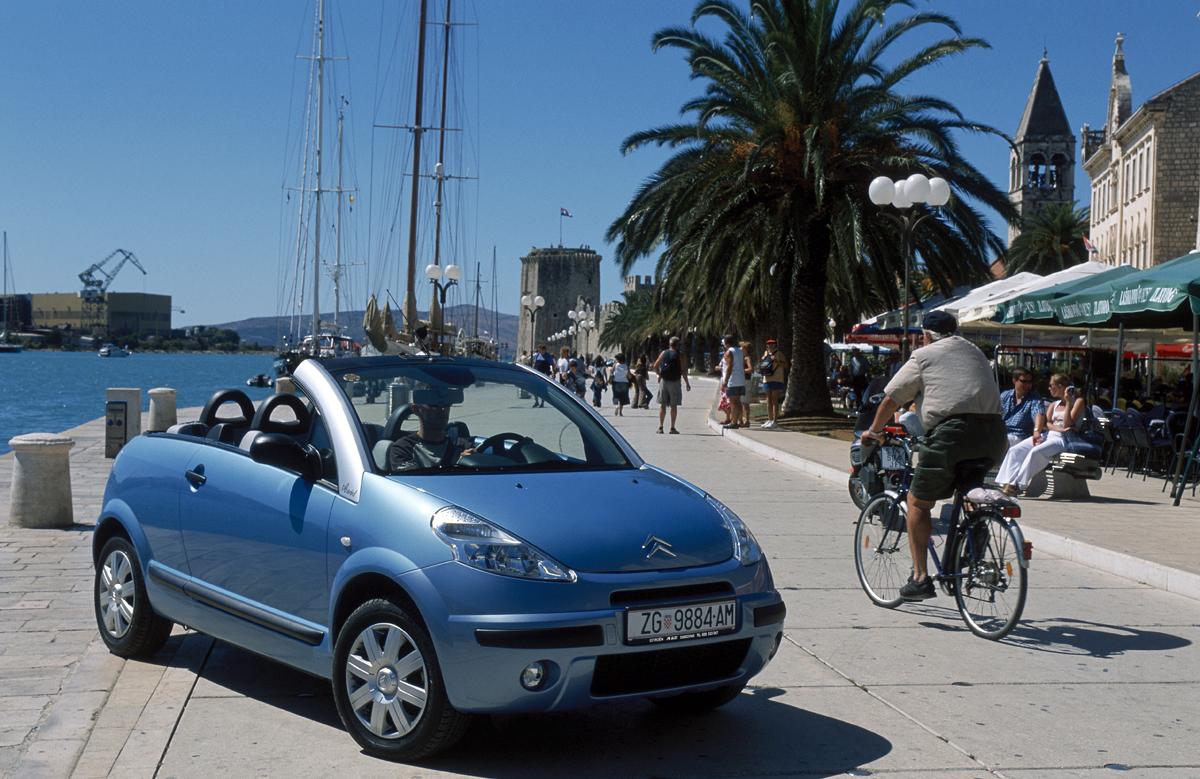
[{"left": 1008, "top": 53, "right": 1076, "bottom": 245}]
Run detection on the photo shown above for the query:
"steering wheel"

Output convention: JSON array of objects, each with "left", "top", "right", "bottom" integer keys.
[
  {"left": 476, "top": 432, "right": 530, "bottom": 459},
  {"left": 382, "top": 403, "right": 415, "bottom": 440}
]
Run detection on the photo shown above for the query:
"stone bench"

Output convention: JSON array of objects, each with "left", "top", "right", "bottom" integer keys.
[{"left": 1024, "top": 453, "right": 1103, "bottom": 499}]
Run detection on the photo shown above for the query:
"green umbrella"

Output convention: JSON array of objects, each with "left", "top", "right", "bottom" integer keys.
[
  {"left": 1053, "top": 251, "right": 1200, "bottom": 328},
  {"left": 997, "top": 265, "right": 1138, "bottom": 324}
]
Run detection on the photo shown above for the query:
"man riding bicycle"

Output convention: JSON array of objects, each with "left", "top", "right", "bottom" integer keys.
[{"left": 860, "top": 311, "right": 1007, "bottom": 601}]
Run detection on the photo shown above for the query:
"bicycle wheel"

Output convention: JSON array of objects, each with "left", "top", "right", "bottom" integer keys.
[
  {"left": 951, "top": 513, "right": 1028, "bottom": 640},
  {"left": 854, "top": 493, "right": 908, "bottom": 608}
]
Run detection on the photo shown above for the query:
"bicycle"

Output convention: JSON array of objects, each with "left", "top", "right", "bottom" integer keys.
[{"left": 853, "top": 425, "right": 1032, "bottom": 640}]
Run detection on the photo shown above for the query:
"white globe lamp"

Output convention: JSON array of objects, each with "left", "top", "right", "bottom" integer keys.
[
  {"left": 927, "top": 177, "right": 951, "bottom": 207},
  {"left": 905, "top": 173, "right": 930, "bottom": 203},
  {"left": 868, "top": 176, "right": 895, "bottom": 206}
]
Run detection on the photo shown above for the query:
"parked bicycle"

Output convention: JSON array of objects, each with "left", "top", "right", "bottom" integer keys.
[{"left": 853, "top": 426, "right": 1032, "bottom": 640}]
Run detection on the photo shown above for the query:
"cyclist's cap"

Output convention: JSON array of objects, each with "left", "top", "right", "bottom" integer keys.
[{"left": 922, "top": 310, "right": 958, "bottom": 335}]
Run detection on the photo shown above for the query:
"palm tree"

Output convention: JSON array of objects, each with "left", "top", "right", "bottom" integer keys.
[
  {"left": 1005, "top": 203, "right": 1090, "bottom": 276},
  {"left": 608, "top": 0, "right": 1014, "bottom": 415}
]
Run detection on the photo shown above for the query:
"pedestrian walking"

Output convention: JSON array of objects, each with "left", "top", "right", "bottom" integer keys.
[
  {"left": 652, "top": 336, "right": 691, "bottom": 434},
  {"left": 530, "top": 343, "right": 555, "bottom": 407},
  {"left": 759, "top": 338, "right": 788, "bottom": 428},
  {"left": 611, "top": 353, "right": 631, "bottom": 416},
  {"left": 556, "top": 346, "right": 571, "bottom": 383},
  {"left": 633, "top": 356, "right": 651, "bottom": 408},
  {"left": 590, "top": 356, "right": 607, "bottom": 407},
  {"left": 849, "top": 347, "right": 871, "bottom": 410},
  {"left": 721, "top": 335, "right": 747, "bottom": 429},
  {"left": 739, "top": 341, "right": 753, "bottom": 427}
]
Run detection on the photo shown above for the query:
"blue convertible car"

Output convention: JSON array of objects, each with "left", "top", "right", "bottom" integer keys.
[{"left": 92, "top": 356, "right": 784, "bottom": 760}]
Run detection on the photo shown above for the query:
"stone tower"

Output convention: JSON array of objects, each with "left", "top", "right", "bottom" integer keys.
[
  {"left": 1008, "top": 54, "right": 1076, "bottom": 245},
  {"left": 517, "top": 246, "right": 601, "bottom": 355}
]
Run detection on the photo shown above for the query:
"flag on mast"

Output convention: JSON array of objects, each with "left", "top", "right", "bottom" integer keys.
[
  {"left": 560, "top": 208, "right": 573, "bottom": 218},
  {"left": 1082, "top": 234, "right": 1097, "bottom": 254}
]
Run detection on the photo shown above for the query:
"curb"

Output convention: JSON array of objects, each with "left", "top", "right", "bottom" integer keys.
[{"left": 706, "top": 396, "right": 1200, "bottom": 603}]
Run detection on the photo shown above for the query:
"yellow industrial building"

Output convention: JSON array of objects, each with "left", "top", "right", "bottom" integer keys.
[{"left": 29, "top": 292, "right": 172, "bottom": 336}]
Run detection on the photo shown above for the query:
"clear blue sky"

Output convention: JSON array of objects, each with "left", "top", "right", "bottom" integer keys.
[{"left": 3, "top": 0, "right": 1199, "bottom": 328}]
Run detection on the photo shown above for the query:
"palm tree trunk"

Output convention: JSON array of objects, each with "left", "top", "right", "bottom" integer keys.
[{"left": 783, "top": 226, "right": 835, "bottom": 417}]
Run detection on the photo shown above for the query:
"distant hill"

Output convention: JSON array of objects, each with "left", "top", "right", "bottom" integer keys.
[{"left": 212, "top": 304, "right": 520, "bottom": 354}]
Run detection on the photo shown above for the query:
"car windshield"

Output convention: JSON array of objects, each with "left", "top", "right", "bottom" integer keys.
[{"left": 335, "top": 362, "right": 632, "bottom": 475}]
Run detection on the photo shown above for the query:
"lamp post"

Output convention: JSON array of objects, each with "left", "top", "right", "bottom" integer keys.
[
  {"left": 867, "top": 173, "right": 951, "bottom": 360},
  {"left": 520, "top": 292, "right": 545, "bottom": 358},
  {"left": 425, "top": 263, "right": 461, "bottom": 353}
]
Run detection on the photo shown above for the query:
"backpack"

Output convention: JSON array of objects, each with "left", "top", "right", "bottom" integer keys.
[
  {"left": 758, "top": 354, "right": 775, "bottom": 376},
  {"left": 660, "top": 349, "right": 681, "bottom": 381}
]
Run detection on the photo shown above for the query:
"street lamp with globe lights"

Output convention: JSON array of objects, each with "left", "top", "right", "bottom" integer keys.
[
  {"left": 867, "top": 173, "right": 950, "bottom": 360},
  {"left": 520, "top": 293, "right": 545, "bottom": 358},
  {"left": 426, "top": 263, "right": 461, "bottom": 352}
]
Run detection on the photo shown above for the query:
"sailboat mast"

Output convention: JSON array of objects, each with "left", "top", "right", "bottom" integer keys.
[
  {"left": 473, "top": 260, "right": 480, "bottom": 337},
  {"left": 431, "top": 0, "right": 453, "bottom": 271},
  {"left": 2, "top": 232, "right": 8, "bottom": 333},
  {"left": 403, "top": 0, "right": 430, "bottom": 334},
  {"left": 311, "top": 0, "right": 326, "bottom": 347},
  {"left": 334, "top": 100, "right": 345, "bottom": 335}
]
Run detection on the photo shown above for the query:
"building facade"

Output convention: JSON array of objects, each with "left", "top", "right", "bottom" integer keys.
[
  {"left": 1008, "top": 55, "right": 1076, "bottom": 245},
  {"left": 30, "top": 292, "right": 172, "bottom": 336},
  {"left": 1081, "top": 35, "right": 1200, "bottom": 268},
  {"left": 516, "top": 246, "right": 601, "bottom": 356}
]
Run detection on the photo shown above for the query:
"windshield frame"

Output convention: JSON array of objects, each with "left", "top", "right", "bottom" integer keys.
[{"left": 320, "top": 357, "right": 642, "bottom": 477}]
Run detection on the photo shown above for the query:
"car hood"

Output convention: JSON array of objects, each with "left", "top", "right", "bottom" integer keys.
[{"left": 394, "top": 467, "right": 733, "bottom": 573}]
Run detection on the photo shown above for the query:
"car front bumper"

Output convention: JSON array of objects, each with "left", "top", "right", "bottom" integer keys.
[{"left": 398, "top": 558, "right": 785, "bottom": 713}]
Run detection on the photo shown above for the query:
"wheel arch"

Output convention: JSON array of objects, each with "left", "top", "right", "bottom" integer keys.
[
  {"left": 330, "top": 571, "right": 428, "bottom": 641},
  {"left": 92, "top": 500, "right": 149, "bottom": 565}
]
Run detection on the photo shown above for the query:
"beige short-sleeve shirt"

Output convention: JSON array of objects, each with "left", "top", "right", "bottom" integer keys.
[{"left": 883, "top": 336, "right": 1001, "bottom": 431}]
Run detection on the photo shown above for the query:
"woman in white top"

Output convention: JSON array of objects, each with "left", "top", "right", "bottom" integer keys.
[
  {"left": 721, "top": 335, "right": 747, "bottom": 429},
  {"left": 610, "top": 354, "right": 631, "bottom": 416},
  {"left": 996, "top": 374, "right": 1086, "bottom": 495}
]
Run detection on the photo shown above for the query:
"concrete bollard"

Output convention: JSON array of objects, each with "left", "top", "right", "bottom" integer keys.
[
  {"left": 147, "top": 388, "right": 177, "bottom": 432},
  {"left": 274, "top": 377, "right": 296, "bottom": 395},
  {"left": 8, "top": 434, "right": 75, "bottom": 529}
]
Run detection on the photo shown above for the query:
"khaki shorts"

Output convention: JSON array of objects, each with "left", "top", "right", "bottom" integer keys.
[
  {"left": 911, "top": 414, "right": 1008, "bottom": 502},
  {"left": 658, "top": 379, "right": 683, "bottom": 407}
]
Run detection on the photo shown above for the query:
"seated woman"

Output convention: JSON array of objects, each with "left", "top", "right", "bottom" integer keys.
[{"left": 996, "top": 373, "right": 1086, "bottom": 496}]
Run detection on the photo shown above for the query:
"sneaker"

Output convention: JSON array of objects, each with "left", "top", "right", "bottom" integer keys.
[
  {"left": 669, "top": 428, "right": 679, "bottom": 434},
  {"left": 656, "top": 427, "right": 664, "bottom": 434},
  {"left": 899, "top": 575, "right": 936, "bottom": 601}
]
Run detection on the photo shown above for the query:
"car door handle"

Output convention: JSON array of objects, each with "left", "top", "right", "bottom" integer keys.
[{"left": 185, "top": 467, "right": 207, "bottom": 487}]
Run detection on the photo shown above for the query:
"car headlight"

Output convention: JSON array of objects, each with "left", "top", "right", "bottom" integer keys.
[
  {"left": 707, "top": 495, "right": 763, "bottom": 565},
  {"left": 431, "top": 507, "right": 577, "bottom": 582}
]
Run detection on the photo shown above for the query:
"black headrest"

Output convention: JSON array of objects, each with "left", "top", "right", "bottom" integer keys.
[
  {"left": 200, "top": 389, "right": 256, "bottom": 428},
  {"left": 251, "top": 393, "right": 312, "bottom": 435}
]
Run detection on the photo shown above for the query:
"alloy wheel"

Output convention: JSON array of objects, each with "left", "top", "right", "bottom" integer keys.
[
  {"left": 344, "top": 622, "right": 429, "bottom": 739},
  {"left": 99, "top": 549, "right": 135, "bottom": 639}
]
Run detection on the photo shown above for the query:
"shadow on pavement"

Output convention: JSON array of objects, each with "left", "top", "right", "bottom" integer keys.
[
  {"left": 198, "top": 644, "right": 891, "bottom": 777},
  {"left": 423, "top": 687, "right": 892, "bottom": 778},
  {"left": 918, "top": 617, "right": 1191, "bottom": 658}
]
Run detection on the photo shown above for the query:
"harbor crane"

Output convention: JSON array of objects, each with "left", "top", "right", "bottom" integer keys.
[{"left": 78, "top": 249, "right": 147, "bottom": 334}]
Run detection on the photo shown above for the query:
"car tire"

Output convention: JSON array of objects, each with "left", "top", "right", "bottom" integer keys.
[
  {"left": 331, "top": 597, "right": 471, "bottom": 761},
  {"left": 649, "top": 681, "right": 746, "bottom": 712},
  {"left": 93, "top": 536, "right": 173, "bottom": 658}
]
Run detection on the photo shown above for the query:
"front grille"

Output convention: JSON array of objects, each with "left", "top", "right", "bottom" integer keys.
[
  {"left": 590, "top": 638, "right": 751, "bottom": 697},
  {"left": 609, "top": 581, "right": 734, "bottom": 607}
]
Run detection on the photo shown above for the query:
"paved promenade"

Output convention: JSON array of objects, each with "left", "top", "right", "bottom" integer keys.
[{"left": 3, "top": 394, "right": 1200, "bottom": 776}]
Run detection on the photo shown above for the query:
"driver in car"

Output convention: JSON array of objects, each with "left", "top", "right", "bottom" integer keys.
[{"left": 386, "top": 386, "right": 476, "bottom": 472}]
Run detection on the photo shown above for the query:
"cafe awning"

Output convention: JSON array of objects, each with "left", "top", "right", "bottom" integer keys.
[
  {"left": 1053, "top": 251, "right": 1200, "bottom": 328},
  {"left": 994, "top": 263, "right": 1136, "bottom": 325}
]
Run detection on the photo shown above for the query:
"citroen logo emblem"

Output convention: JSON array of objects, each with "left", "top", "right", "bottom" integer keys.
[{"left": 642, "top": 535, "right": 677, "bottom": 559}]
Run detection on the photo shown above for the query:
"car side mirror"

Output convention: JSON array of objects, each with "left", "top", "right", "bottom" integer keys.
[{"left": 249, "top": 433, "right": 322, "bottom": 481}]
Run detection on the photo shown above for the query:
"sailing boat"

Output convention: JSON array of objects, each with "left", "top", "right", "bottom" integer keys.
[
  {"left": 0, "top": 232, "right": 23, "bottom": 354},
  {"left": 273, "top": 0, "right": 362, "bottom": 377},
  {"left": 363, "top": 0, "right": 481, "bottom": 357}
]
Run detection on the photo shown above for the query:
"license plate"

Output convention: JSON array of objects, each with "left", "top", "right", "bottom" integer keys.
[
  {"left": 625, "top": 599, "right": 738, "bottom": 645},
  {"left": 880, "top": 446, "right": 907, "bottom": 471}
]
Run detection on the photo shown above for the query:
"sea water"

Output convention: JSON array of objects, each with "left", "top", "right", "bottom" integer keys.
[{"left": 0, "top": 351, "right": 277, "bottom": 454}]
